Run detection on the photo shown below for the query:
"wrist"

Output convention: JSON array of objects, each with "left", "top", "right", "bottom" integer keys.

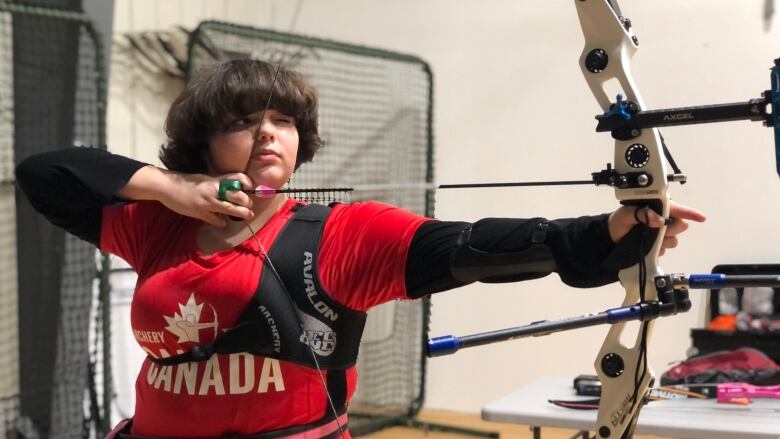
[{"left": 118, "top": 165, "right": 174, "bottom": 202}]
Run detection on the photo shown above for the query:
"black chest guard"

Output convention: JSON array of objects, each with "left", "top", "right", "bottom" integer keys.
[{"left": 151, "top": 203, "right": 367, "bottom": 370}]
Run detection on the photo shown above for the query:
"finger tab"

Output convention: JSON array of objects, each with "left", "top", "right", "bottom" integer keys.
[{"left": 218, "top": 179, "right": 243, "bottom": 201}]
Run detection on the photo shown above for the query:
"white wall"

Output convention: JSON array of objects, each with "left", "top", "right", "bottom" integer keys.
[{"left": 107, "top": 0, "right": 780, "bottom": 413}]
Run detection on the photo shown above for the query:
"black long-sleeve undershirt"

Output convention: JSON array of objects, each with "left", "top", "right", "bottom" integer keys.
[
  {"left": 15, "top": 148, "right": 620, "bottom": 299},
  {"left": 15, "top": 147, "right": 147, "bottom": 246}
]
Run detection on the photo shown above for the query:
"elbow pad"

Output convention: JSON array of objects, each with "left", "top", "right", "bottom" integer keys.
[{"left": 449, "top": 218, "right": 557, "bottom": 284}]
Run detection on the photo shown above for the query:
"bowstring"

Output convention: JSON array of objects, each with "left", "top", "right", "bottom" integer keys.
[
  {"left": 243, "top": 63, "right": 347, "bottom": 437},
  {"left": 245, "top": 222, "right": 347, "bottom": 436},
  {"left": 631, "top": 208, "right": 651, "bottom": 413}
]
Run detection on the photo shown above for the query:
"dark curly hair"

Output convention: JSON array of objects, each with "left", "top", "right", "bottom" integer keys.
[{"left": 160, "top": 59, "right": 322, "bottom": 173}]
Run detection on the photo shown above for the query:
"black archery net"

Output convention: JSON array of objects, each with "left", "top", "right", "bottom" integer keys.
[
  {"left": 0, "top": 7, "right": 17, "bottom": 438},
  {"left": 188, "top": 21, "right": 434, "bottom": 427},
  {"left": 1, "top": 4, "right": 107, "bottom": 438}
]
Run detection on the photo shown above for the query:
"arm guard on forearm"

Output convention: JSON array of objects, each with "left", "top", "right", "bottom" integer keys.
[
  {"left": 449, "top": 214, "right": 620, "bottom": 289},
  {"left": 449, "top": 217, "right": 556, "bottom": 284}
]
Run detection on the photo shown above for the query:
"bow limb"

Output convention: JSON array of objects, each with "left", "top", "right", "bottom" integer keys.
[{"left": 575, "top": 1, "right": 670, "bottom": 438}]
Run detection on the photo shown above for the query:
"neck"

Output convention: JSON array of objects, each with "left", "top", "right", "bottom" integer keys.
[
  {"left": 249, "top": 194, "right": 288, "bottom": 227},
  {"left": 251, "top": 193, "right": 287, "bottom": 216},
  {"left": 196, "top": 194, "right": 290, "bottom": 256}
]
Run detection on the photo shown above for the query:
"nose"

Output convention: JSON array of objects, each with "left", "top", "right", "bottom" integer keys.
[{"left": 253, "top": 116, "right": 275, "bottom": 142}]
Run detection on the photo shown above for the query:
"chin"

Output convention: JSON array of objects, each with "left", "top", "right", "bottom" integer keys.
[
  {"left": 251, "top": 175, "right": 287, "bottom": 189},
  {"left": 248, "top": 164, "right": 292, "bottom": 188}
]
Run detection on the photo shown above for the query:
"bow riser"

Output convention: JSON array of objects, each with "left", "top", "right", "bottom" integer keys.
[{"left": 576, "top": 1, "right": 670, "bottom": 437}]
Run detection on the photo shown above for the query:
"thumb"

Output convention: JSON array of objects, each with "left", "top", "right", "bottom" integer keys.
[{"left": 636, "top": 206, "right": 666, "bottom": 228}]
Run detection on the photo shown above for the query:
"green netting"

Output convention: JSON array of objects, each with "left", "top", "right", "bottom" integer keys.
[
  {"left": 188, "top": 21, "right": 434, "bottom": 434},
  {"left": 0, "top": 3, "right": 109, "bottom": 438}
]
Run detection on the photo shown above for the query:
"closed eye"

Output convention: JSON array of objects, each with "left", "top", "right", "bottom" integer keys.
[
  {"left": 273, "top": 117, "right": 294, "bottom": 125},
  {"left": 235, "top": 117, "right": 257, "bottom": 126},
  {"left": 222, "top": 116, "right": 259, "bottom": 132}
]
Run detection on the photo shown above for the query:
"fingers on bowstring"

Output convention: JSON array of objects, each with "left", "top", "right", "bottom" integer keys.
[
  {"left": 223, "top": 189, "right": 254, "bottom": 211},
  {"left": 203, "top": 212, "right": 228, "bottom": 228},
  {"left": 217, "top": 199, "right": 253, "bottom": 221},
  {"left": 217, "top": 174, "right": 254, "bottom": 220}
]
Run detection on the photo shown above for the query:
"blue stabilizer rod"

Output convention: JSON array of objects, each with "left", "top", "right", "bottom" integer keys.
[
  {"left": 427, "top": 335, "right": 462, "bottom": 357},
  {"left": 676, "top": 273, "right": 780, "bottom": 289},
  {"left": 605, "top": 304, "right": 644, "bottom": 322},
  {"left": 427, "top": 271, "right": 780, "bottom": 358},
  {"left": 687, "top": 274, "right": 727, "bottom": 288},
  {"left": 427, "top": 308, "right": 621, "bottom": 358}
]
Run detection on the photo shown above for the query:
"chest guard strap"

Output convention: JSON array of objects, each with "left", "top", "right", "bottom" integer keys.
[{"left": 151, "top": 204, "right": 367, "bottom": 371}]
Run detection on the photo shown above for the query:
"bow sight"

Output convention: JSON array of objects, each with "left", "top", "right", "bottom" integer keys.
[{"left": 596, "top": 60, "right": 780, "bottom": 178}]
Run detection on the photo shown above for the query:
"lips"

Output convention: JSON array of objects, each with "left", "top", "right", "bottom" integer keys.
[{"left": 251, "top": 149, "right": 280, "bottom": 161}]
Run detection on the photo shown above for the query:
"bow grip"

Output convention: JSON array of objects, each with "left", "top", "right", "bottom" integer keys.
[{"left": 602, "top": 200, "right": 664, "bottom": 271}]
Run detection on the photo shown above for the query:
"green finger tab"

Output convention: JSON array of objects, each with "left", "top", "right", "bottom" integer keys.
[{"left": 218, "top": 179, "right": 243, "bottom": 201}]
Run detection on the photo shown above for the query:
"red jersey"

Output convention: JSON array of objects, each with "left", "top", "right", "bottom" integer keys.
[{"left": 100, "top": 198, "right": 428, "bottom": 437}]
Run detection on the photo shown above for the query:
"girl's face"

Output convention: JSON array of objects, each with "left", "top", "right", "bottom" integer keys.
[{"left": 207, "top": 109, "right": 299, "bottom": 189}]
